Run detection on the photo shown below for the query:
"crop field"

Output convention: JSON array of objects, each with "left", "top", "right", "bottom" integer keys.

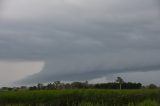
[{"left": 0, "top": 89, "right": 160, "bottom": 106}]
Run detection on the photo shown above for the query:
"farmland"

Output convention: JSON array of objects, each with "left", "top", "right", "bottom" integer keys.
[{"left": 0, "top": 89, "right": 160, "bottom": 106}]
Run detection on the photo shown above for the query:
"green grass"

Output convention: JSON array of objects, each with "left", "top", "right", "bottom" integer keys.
[
  {"left": 0, "top": 89, "right": 160, "bottom": 106},
  {"left": 137, "top": 100, "right": 159, "bottom": 106}
]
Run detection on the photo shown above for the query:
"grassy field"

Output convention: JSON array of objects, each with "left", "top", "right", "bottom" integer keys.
[{"left": 0, "top": 89, "right": 160, "bottom": 106}]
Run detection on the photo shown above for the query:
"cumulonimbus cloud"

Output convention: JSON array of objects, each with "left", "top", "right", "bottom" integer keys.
[{"left": 0, "top": 0, "right": 160, "bottom": 84}]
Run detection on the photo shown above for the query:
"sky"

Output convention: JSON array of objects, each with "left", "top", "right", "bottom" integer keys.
[{"left": 0, "top": 0, "right": 160, "bottom": 87}]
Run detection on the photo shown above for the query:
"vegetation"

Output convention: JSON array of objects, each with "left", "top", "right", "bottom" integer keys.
[
  {"left": 116, "top": 77, "right": 125, "bottom": 90},
  {"left": 0, "top": 77, "right": 159, "bottom": 106},
  {"left": 147, "top": 84, "right": 158, "bottom": 89},
  {"left": 0, "top": 89, "right": 160, "bottom": 106},
  {"left": 2, "top": 77, "right": 158, "bottom": 91}
]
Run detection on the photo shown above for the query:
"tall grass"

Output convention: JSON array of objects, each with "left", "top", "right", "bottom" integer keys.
[
  {"left": 137, "top": 100, "right": 159, "bottom": 106},
  {"left": 0, "top": 89, "right": 159, "bottom": 106}
]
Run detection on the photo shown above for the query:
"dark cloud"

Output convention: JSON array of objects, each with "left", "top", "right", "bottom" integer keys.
[
  {"left": 0, "top": 0, "right": 160, "bottom": 84},
  {"left": 18, "top": 63, "right": 160, "bottom": 84},
  {"left": 17, "top": 50, "right": 160, "bottom": 84}
]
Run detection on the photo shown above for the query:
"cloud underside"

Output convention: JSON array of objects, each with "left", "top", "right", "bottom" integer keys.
[{"left": 0, "top": 0, "right": 160, "bottom": 84}]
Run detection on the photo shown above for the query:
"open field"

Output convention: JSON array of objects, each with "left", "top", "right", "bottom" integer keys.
[{"left": 0, "top": 89, "right": 160, "bottom": 106}]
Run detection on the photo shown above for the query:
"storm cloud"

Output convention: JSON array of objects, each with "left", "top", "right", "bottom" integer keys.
[{"left": 0, "top": 0, "right": 160, "bottom": 84}]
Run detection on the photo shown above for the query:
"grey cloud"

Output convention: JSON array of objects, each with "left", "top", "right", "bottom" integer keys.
[
  {"left": 0, "top": 0, "right": 4, "bottom": 12},
  {"left": 0, "top": 0, "right": 160, "bottom": 84},
  {"left": 18, "top": 50, "right": 160, "bottom": 84}
]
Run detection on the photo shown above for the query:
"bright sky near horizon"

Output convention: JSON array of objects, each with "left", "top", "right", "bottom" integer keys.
[{"left": 0, "top": 61, "right": 44, "bottom": 87}]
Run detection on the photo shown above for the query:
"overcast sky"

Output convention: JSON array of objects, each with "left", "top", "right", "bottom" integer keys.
[{"left": 0, "top": 0, "right": 160, "bottom": 86}]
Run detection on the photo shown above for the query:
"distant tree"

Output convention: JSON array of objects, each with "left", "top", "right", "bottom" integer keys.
[
  {"left": 47, "top": 83, "right": 55, "bottom": 90},
  {"left": 59, "top": 83, "right": 65, "bottom": 89},
  {"left": 71, "top": 81, "right": 89, "bottom": 89},
  {"left": 29, "top": 86, "right": 37, "bottom": 90},
  {"left": 94, "top": 83, "right": 119, "bottom": 89},
  {"left": 148, "top": 84, "right": 157, "bottom": 89},
  {"left": 54, "top": 81, "right": 61, "bottom": 89},
  {"left": 71, "top": 82, "right": 83, "bottom": 88},
  {"left": 1, "top": 87, "right": 8, "bottom": 91},
  {"left": 37, "top": 83, "right": 43, "bottom": 90},
  {"left": 84, "top": 80, "right": 89, "bottom": 88},
  {"left": 64, "top": 83, "right": 71, "bottom": 89},
  {"left": 122, "top": 82, "right": 142, "bottom": 89},
  {"left": 20, "top": 86, "right": 28, "bottom": 90},
  {"left": 115, "top": 77, "right": 125, "bottom": 90},
  {"left": 1, "top": 87, "right": 13, "bottom": 91}
]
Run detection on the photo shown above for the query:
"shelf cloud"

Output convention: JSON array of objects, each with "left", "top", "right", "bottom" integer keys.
[{"left": 0, "top": 0, "right": 160, "bottom": 84}]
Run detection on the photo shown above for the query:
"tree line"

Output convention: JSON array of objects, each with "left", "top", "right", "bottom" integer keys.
[{"left": 0, "top": 77, "right": 159, "bottom": 91}]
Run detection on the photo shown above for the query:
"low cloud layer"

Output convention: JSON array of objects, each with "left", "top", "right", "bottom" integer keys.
[{"left": 0, "top": 0, "right": 160, "bottom": 84}]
